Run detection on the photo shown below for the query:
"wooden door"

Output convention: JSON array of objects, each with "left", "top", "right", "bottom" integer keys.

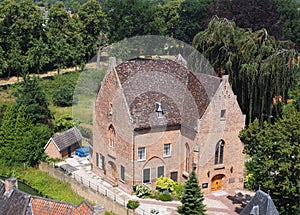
[{"left": 211, "top": 174, "right": 223, "bottom": 191}]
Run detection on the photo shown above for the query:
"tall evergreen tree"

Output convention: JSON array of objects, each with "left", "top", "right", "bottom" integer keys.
[
  {"left": 0, "top": 105, "right": 53, "bottom": 166},
  {"left": 16, "top": 76, "right": 52, "bottom": 125},
  {"left": 0, "top": 106, "right": 17, "bottom": 164},
  {"left": 177, "top": 170, "right": 206, "bottom": 215}
]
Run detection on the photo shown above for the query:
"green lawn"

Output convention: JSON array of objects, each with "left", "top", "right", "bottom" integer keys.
[{"left": 0, "top": 165, "right": 85, "bottom": 205}]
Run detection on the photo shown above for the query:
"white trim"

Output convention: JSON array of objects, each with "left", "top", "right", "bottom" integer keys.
[
  {"left": 137, "top": 147, "right": 146, "bottom": 161},
  {"left": 163, "top": 143, "right": 171, "bottom": 157}
]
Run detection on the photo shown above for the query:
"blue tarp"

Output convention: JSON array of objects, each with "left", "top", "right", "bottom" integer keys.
[{"left": 75, "top": 146, "right": 89, "bottom": 157}]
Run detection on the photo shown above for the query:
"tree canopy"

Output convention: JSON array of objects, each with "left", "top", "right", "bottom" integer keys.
[
  {"left": 0, "top": 105, "right": 53, "bottom": 166},
  {"left": 16, "top": 76, "right": 52, "bottom": 125},
  {"left": 240, "top": 111, "right": 300, "bottom": 214},
  {"left": 193, "top": 17, "right": 300, "bottom": 124}
]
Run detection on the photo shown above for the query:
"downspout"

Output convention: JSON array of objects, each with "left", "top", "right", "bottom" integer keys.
[{"left": 132, "top": 131, "right": 135, "bottom": 186}]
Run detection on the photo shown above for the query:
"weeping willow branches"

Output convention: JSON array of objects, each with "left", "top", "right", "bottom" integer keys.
[{"left": 193, "top": 17, "right": 300, "bottom": 124}]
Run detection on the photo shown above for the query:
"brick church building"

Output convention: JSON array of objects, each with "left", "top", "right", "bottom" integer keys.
[{"left": 91, "top": 56, "right": 246, "bottom": 193}]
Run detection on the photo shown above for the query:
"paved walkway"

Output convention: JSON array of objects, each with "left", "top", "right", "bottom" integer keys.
[{"left": 56, "top": 156, "right": 248, "bottom": 215}]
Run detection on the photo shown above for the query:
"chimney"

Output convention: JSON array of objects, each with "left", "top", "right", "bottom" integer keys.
[
  {"left": 4, "top": 178, "right": 17, "bottom": 199},
  {"left": 93, "top": 205, "right": 105, "bottom": 215},
  {"left": 108, "top": 57, "right": 117, "bottom": 72}
]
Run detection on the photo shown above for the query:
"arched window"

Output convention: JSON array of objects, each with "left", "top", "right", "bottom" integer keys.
[
  {"left": 215, "top": 140, "right": 225, "bottom": 164},
  {"left": 185, "top": 143, "right": 190, "bottom": 172}
]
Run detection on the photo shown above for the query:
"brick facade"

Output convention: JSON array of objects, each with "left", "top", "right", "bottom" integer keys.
[{"left": 92, "top": 57, "right": 246, "bottom": 193}]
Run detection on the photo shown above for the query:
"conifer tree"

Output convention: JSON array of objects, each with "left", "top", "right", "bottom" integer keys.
[
  {"left": 16, "top": 76, "right": 52, "bottom": 125},
  {"left": 177, "top": 169, "right": 206, "bottom": 215},
  {"left": 0, "top": 106, "right": 17, "bottom": 164}
]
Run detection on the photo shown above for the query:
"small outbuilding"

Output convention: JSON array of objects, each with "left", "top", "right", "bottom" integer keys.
[{"left": 44, "top": 127, "right": 82, "bottom": 159}]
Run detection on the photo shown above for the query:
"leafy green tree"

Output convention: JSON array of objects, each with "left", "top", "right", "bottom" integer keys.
[
  {"left": 45, "top": 2, "right": 73, "bottom": 73},
  {"left": 174, "top": 0, "right": 212, "bottom": 44},
  {"left": 177, "top": 170, "right": 206, "bottom": 215},
  {"left": 193, "top": 17, "right": 299, "bottom": 124},
  {"left": 54, "top": 114, "right": 76, "bottom": 132},
  {"left": 274, "top": 0, "right": 300, "bottom": 50},
  {"left": 16, "top": 76, "right": 52, "bottom": 125},
  {"left": 78, "top": 0, "right": 108, "bottom": 62},
  {"left": 65, "top": 13, "right": 85, "bottom": 69},
  {"left": 240, "top": 111, "right": 300, "bottom": 214},
  {"left": 0, "top": 0, "right": 47, "bottom": 78},
  {"left": 103, "top": 0, "right": 161, "bottom": 43}
]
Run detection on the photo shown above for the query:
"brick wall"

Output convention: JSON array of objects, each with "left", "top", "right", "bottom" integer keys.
[
  {"left": 45, "top": 140, "right": 61, "bottom": 159},
  {"left": 92, "top": 60, "right": 246, "bottom": 194},
  {"left": 39, "top": 162, "right": 133, "bottom": 215}
]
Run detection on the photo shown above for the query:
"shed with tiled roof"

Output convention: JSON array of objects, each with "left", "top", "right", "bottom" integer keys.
[{"left": 44, "top": 127, "right": 82, "bottom": 159}]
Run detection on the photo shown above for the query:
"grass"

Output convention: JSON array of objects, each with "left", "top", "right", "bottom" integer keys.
[
  {"left": 0, "top": 68, "right": 106, "bottom": 127},
  {"left": 0, "top": 165, "right": 85, "bottom": 205}
]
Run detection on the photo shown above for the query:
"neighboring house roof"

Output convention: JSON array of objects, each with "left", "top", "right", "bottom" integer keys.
[
  {"left": 45, "top": 127, "right": 82, "bottom": 152},
  {"left": 113, "top": 58, "right": 220, "bottom": 130},
  {"left": 0, "top": 179, "right": 99, "bottom": 215},
  {"left": 240, "top": 189, "right": 279, "bottom": 215},
  {"left": 0, "top": 180, "right": 31, "bottom": 215},
  {"left": 30, "top": 196, "right": 94, "bottom": 215}
]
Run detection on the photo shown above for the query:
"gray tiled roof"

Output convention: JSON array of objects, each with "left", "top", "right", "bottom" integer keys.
[
  {"left": 0, "top": 181, "right": 31, "bottom": 215},
  {"left": 240, "top": 189, "right": 279, "bottom": 215},
  {"left": 114, "top": 59, "right": 219, "bottom": 130},
  {"left": 52, "top": 127, "right": 82, "bottom": 151}
]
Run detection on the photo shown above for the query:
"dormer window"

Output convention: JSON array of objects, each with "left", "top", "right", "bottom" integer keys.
[{"left": 156, "top": 102, "right": 163, "bottom": 118}]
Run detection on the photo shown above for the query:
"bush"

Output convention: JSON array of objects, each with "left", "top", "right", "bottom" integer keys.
[
  {"left": 54, "top": 114, "right": 75, "bottom": 132},
  {"left": 149, "top": 189, "right": 160, "bottom": 199},
  {"left": 127, "top": 200, "right": 140, "bottom": 210},
  {"left": 52, "top": 84, "right": 75, "bottom": 107},
  {"left": 158, "top": 193, "right": 172, "bottom": 201},
  {"left": 156, "top": 176, "right": 175, "bottom": 192},
  {"left": 132, "top": 184, "right": 151, "bottom": 198},
  {"left": 173, "top": 182, "right": 184, "bottom": 198}
]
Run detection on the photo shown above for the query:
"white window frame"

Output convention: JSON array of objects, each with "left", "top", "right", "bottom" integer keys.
[
  {"left": 163, "top": 143, "right": 171, "bottom": 157},
  {"left": 138, "top": 147, "right": 146, "bottom": 161}
]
